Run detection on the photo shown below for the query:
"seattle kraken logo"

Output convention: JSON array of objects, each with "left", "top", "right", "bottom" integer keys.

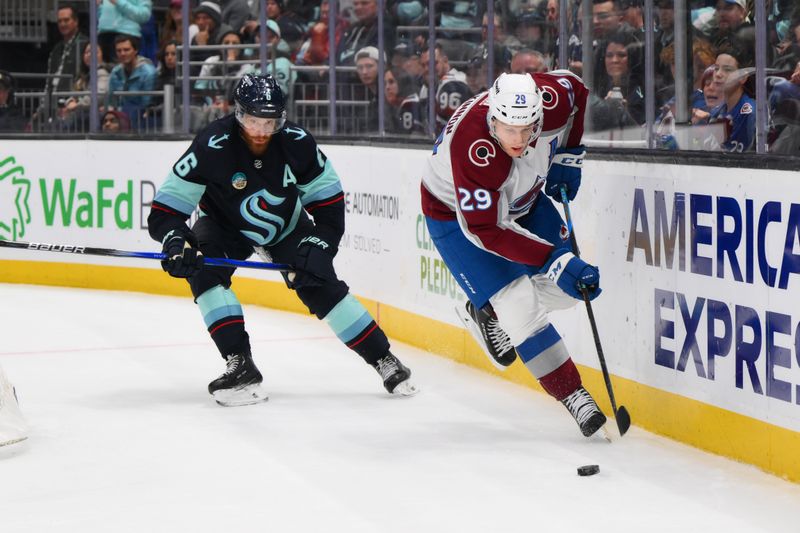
[{"left": 240, "top": 189, "right": 287, "bottom": 244}]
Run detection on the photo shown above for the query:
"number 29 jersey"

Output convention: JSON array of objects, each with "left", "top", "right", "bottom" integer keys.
[{"left": 421, "top": 71, "right": 588, "bottom": 267}]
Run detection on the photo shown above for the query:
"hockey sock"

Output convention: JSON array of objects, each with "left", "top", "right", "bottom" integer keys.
[
  {"left": 323, "top": 293, "right": 390, "bottom": 365},
  {"left": 515, "top": 323, "right": 581, "bottom": 401},
  {"left": 197, "top": 285, "right": 251, "bottom": 358}
]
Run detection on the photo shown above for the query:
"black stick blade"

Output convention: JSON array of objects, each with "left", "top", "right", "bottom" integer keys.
[{"left": 615, "top": 406, "right": 631, "bottom": 436}]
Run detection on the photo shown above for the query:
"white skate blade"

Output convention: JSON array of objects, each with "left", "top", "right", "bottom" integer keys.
[
  {"left": 454, "top": 305, "right": 510, "bottom": 372},
  {"left": 212, "top": 383, "right": 269, "bottom": 407},
  {"left": 391, "top": 379, "right": 419, "bottom": 397},
  {"left": 589, "top": 425, "right": 612, "bottom": 443}
]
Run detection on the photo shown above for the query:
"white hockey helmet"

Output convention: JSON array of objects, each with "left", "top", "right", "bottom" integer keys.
[{"left": 486, "top": 73, "right": 544, "bottom": 140}]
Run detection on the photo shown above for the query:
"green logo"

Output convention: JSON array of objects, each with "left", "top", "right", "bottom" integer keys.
[{"left": 0, "top": 156, "right": 32, "bottom": 241}]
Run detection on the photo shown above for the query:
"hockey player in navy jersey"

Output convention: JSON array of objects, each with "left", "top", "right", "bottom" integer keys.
[
  {"left": 148, "top": 74, "right": 418, "bottom": 406},
  {"left": 422, "top": 72, "right": 606, "bottom": 437}
]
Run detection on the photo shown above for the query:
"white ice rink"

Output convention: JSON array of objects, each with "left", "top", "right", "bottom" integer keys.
[{"left": 1, "top": 283, "right": 798, "bottom": 532}]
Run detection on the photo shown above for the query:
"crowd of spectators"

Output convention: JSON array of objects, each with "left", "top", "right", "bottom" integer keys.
[{"left": 0, "top": 0, "right": 798, "bottom": 154}]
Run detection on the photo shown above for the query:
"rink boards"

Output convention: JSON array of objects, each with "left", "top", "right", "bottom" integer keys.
[{"left": 0, "top": 140, "right": 798, "bottom": 482}]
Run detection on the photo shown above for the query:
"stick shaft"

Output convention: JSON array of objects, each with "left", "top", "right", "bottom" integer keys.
[{"left": 0, "top": 240, "right": 291, "bottom": 271}]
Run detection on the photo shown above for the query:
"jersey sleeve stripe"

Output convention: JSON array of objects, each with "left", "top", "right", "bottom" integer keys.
[
  {"left": 305, "top": 192, "right": 344, "bottom": 211},
  {"left": 297, "top": 160, "right": 343, "bottom": 205},
  {"left": 153, "top": 170, "right": 206, "bottom": 216}
]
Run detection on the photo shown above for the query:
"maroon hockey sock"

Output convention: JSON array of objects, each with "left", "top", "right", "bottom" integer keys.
[{"left": 538, "top": 358, "right": 582, "bottom": 401}]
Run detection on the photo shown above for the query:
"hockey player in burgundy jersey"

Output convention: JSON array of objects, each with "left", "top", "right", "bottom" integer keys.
[
  {"left": 421, "top": 72, "right": 607, "bottom": 437},
  {"left": 148, "top": 74, "right": 418, "bottom": 406}
]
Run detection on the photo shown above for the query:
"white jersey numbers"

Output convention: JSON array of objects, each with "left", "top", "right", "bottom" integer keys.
[{"left": 458, "top": 187, "right": 493, "bottom": 211}]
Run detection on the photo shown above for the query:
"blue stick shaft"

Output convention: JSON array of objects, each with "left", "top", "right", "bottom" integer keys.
[{"left": 0, "top": 240, "right": 291, "bottom": 271}]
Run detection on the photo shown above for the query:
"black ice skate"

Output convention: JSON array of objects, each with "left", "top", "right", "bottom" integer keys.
[
  {"left": 208, "top": 351, "right": 268, "bottom": 407},
  {"left": 372, "top": 353, "right": 418, "bottom": 396},
  {"left": 561, "top": 386, "right": 607, "bottom": 437},
  {"left": 456, "top": 301, "right": 517, "bottom": 370}
]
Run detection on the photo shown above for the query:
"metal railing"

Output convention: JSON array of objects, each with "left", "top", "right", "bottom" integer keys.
[{"left": 0, "top": 0, "right": 48, "bottom": 43}]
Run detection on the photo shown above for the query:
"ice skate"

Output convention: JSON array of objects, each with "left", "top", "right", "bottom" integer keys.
[
  {"left": 456, "top": 301, "right": 517, "bottom": 371},
  {"left": 561, "top": 386, "right": 607, "bottom": 437},
  {"left": 208, "top": 351, "right": 268, "bottom": 407},
  {"left": 0, "top": 369, "right": 28, "bottom": 447},
  {"left": 372, "top": 353, "right": 418, "bottom": 396}
]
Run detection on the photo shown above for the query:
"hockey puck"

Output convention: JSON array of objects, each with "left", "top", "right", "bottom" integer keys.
[{"left": 577, "top": 465, "right": 600, "bottom": 476}]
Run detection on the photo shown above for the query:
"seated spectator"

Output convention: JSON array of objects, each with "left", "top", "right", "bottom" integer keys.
[
  {"left": 472, "top": 11, "right": 523, "bottom": 70},
  {"left": 392, "top": 40, "right": 424, "bottom": 80},
  {"left": 59, "top": 43, "right": 112, "bottom": 131},
  {"left": 769, "top": 61, "right": 800, "bottom": 154},
  {"left": 296, "top": 0, "right": 347, "bottom": 66},
  {"left": 592, "top": 0, "right": 626, "bottom": 42},
  {"left": 0, "top": 71, "right": 26, "bottom": 132},
  {"left": 619, "top": 0, "right": 644, "bottom": 30},
  {"left": 161, "top": 0, "right": 198, "bottom": 46},
  {"left": 704, "top": 0, "right": 755, "bottom": 67},
  {"left": 250, "top": 20, "right": 296, "bottom": 96},
  {"left": 142, "top": 39, "right": 179, "bottom": 127},
  {"left": 101, "top": 109, "right": 132, "bottom": 132},
  {"left": 191, "top": 2, "right": 234, "bottom": 74},
  {"left": 384, "top": 67, "right": 425, "bottom": 134},
  {"left": 354, "top": 45, "right": 382, "bottom": 132},
  {"left": 195, "top": 30, "right": 251, "bottom": 101},
  {"left": 704, "top": 52, "right": 756, "bottom": 152},
  {"left": 514, "top": 10, "right": 550, "bottom": 53},
  {"left": 266, "top": 0, "right": 307, "bottom": 57},
  {"left": 336, "top": 0, "right": 395, "bottom": 66},
  {"left": 590, "top": 30, "right": 645, "bottom": 130},
  {"left": 98, "top": 0, "right": 153, "bottom": 63},
  {"left": 511, "top": 49, "right": 549, "bottom": 74},
  {"left": 656, "top": 38, "right": 716, "bottom": 109},
  {"left": 106, "top": 35, "right": 157, "bottom": 127},
  {"left": 37, "top": 4, "right": 87, "bottom": 126},
  {"left": 222, "top": 0, "right": 255, "bottom": 37},
  {"left": 773, "top": 19, "right": 800, "bottom": 72},
  {"left": 420, "top": 43, "right": 472, "bottom": 129}
]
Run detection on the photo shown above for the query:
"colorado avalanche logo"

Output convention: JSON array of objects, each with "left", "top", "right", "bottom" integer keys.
[
  {"left": 468, "top": 139, "right": 496, "bottom": 167},
  {"left": 559, "top": 223, "right": 570, "bottom": 242},
  {"left": 509, "top": 180, "right": 544, "bottom": 215},
  {"left": 240, "top": 189, "right": 287, "bottom": 244},
  {"left": 541, "top": 86, "right": 559, "bottom": 110}
]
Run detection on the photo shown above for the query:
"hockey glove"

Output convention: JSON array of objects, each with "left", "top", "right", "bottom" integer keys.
[
  {"left": 544, "top": 146, "right": 585, "bottom": 203},
  {"left": 541, "top": 248, "right": 601, "bottom": 301},
  {"left": 161, "top": 228, "right": 204, "bottom": 278},
  {"left": 288, "top": 235, "right": 337, "bottom": 289}
]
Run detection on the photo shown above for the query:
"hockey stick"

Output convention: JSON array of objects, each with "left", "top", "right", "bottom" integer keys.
[
  {"left": 0, "top": 239, "right": 292, "bottom": 271},
  {"left": 559, "top": 186, "right": 631, "bottom": 436}
]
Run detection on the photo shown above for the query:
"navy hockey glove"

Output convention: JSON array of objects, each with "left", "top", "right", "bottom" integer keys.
[
  {"left": 545, "top": 146, "right": 585, "bottom": 203},
  {"left": 541, "top": 248, "right": 601, "bottom": 301},
  {"left": 289, "top": 235, "right": 337, "bottom": 289},
  {"left": 161, "top": 229, "right": 204, "bottom": 278}
]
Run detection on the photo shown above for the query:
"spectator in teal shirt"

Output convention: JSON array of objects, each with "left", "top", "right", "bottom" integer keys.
[{"left": 98, "top": 0, "right": 153, "bottom": 63}]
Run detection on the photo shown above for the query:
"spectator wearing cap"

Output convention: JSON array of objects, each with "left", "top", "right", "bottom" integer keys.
[
  {"left": 392, "top": 40, "right": 424, "bottom": 79},
  {"left": 336, "top": 0, "right": 395, "bottom": 66},
  {"left": 249, "top": 20, "right": 296, "bottom": 96},
  {"left": 98, "top": 0, "right": 153, "bottom": 64},
  {"left": 0, "top": 71, "right": 26, "bottom": 132},
  {"left": 106, "top": 33, "right": 157, "bottom": 127},
  {"left": 191, "top": 2, "right": 234, "bottom": 74},
  {"left": 515, "top": 10, "right": 550, "bottom": 53},
  {"left": 706, "top": 0, "right": 756, "bottom": 67},
  {"left": 619, "top": 0, "right": 643, "bottom": 31},
  {"left": 354, "top": 46, "right": 383, "bottom": 131}
]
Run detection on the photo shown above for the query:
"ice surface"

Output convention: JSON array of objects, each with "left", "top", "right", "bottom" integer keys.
[{"left": 1, "top": 284, "right": 798, "bottom": 533}]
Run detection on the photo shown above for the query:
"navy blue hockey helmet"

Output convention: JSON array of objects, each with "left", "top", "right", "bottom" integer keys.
[{"left": 233, "top": 73, "right": 286, "bottom": 133}]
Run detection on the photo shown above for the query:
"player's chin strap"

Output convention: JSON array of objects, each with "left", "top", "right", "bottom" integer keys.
[
  {"left": 0, "top": 239, "right": 292, "bottom": 272},
  {"left": 559, "top": 186, "right": 632, "bottom": 437}
]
